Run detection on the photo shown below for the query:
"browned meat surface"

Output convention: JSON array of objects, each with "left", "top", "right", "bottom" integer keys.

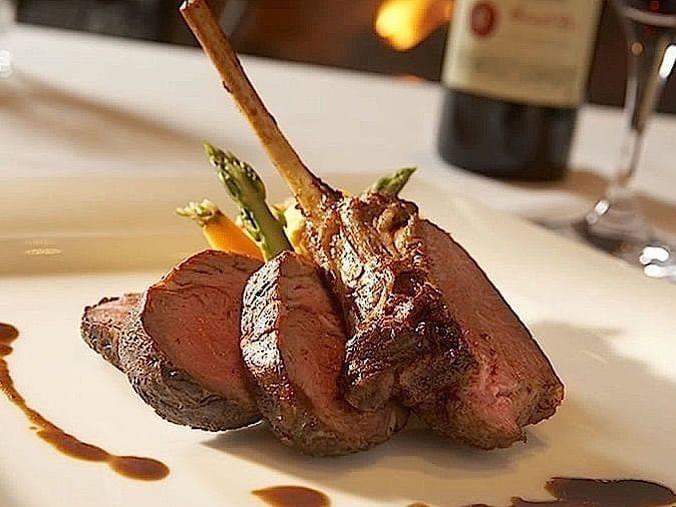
[
  {"left": 411, "top": 220, "right": 564, "bottom": 448},
  {"left": 177, "top": 7, "right": 563, "bottom": 452},
  {"left": 119, "top": 250, "right": 262, "bottom": 431},
  {"left": 81, "top": 293, "right": 141, "bottom": 370},
  {"left": 304, "top": 192, "right": 474, "bottom": 412},
  {"left": 240, "top": 252, "right": 408, "bottom": 456},
  {"left": 303, "top": 191, "right": 562, "bottom": 449}
]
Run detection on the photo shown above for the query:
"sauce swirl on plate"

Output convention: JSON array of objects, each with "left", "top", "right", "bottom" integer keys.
[
  {"left": 0, "top": 322, "right": 169, "bottom": 481},
  {"left": 252, "top": 485, "right": 330, "bottom": 507},
  {"left": 465, "top": 477, "right": 676, "bottom": 507}
]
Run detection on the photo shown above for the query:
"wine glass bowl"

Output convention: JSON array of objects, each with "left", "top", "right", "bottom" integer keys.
[{"left": 549, "top": 0, "right": 676, "bottom": 282}]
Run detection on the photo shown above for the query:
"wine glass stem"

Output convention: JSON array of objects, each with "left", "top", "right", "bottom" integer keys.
[
  {"left": 608, "top": 8, "right": 674, "bottom": 198},
  {"left": 611, "top": 29, "right": 673, "bottom": 200},
  {"left": 588, "top": 6, "right": 676, "bottom": 243}
]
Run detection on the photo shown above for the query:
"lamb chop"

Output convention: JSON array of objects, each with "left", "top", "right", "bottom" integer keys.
[
  {"left": 119, "top": 249, "right": 262, "bottom": 431},
  {"left": 181, "top": 0, "right": 473, "bottom": 409},
  {"left": 181, "top": 0, "right": 563, "bottom": 449},
  {"left": 241, "top": 251, "right": 408, "bottom": 456},
  {"left": 81, "top": 293, "right": 141, "bottom": 371}
]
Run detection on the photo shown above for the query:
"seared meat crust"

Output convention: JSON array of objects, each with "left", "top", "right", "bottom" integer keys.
[
  {"left": 304, "top": 193, "right": 474, "bottom": 411},
  {"left": 241, "top": 252, "right": 408, "bottom": 455},
  {"left": 81, "top": 293, "right": 141, "bottom": 370},
  {"left": 303, "top": 192, "right": 563, "bottom": 449}
]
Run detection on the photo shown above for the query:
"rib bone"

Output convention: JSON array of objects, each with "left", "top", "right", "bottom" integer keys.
[{"left": 181, "top": 0, "right": 334, "bottom": 215}]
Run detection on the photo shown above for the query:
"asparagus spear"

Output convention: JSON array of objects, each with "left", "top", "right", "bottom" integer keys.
[
  {"left": 205, "top": 143, "right": 292, "bottom": 260},
  {"left": 368, "top": 167, "right": 417, "bottom": 196}
]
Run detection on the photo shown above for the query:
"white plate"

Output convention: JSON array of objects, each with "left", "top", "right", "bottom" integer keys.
[{"left": 2, "top": 172, "right": 676, "bottom": 507}]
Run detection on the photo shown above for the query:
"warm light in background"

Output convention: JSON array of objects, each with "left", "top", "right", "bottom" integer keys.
[{"left": 374, "top": 0, "right": 454, "bottom": 51}]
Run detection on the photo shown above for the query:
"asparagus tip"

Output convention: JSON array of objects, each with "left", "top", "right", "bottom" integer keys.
[
  {"left": 368, "top": 166, "right": 417, "bottom": 196},
  {"left": 203, "top": 141, "right": 220, "bottom": 160}
]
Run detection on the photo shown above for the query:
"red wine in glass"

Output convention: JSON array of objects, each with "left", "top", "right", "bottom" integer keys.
[{"left": 620, "top": 0, "right": 676, "bottom": 16}]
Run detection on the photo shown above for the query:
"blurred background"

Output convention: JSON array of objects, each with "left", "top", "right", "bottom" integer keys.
[{"left": 12, "top": 0, "right": 676, "bottom": 114}]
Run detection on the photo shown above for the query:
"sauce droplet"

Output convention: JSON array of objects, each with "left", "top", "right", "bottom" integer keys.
[
  {"left": 252, "top": 486, "right": 330, "bottom": 507},
  {"left": 110, "top": 456, "right": 170, "bottom": 481},
  {"left": 0, "top": 322, "right": 19, "bottom": 346},
  {"left": 0, "top": 322, "right": 169, "bottom": 481},
  {"left": 465, "top": 477, "right": 676, "bottom": 507}
]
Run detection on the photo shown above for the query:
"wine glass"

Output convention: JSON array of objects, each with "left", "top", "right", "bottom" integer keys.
[
  {"left": 0, "top": 0, "right": 16, "bottom": 78},
  {"left": 551, "top": 0, "right": 676, "bottom": 281}
]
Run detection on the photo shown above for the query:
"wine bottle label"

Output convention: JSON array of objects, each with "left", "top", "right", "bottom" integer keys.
[{"left": 442, "top": 0, "right": 602, "bottom": 108}]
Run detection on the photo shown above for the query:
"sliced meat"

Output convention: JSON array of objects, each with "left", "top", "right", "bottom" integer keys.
[
  {"left": 119, "top": 249, "right": 262, "bottom": 431},
  {"left": 240, "top": 251, "right": 408, "bottom": 456},
  {"left": 181, "top": 24, "right": 563, "bottom": 450},
  {"left": 81, "top": 293, "right": 141, "bottom": 370},
  {"left": 408, "top": 220, "right": 564, "bottom": 449},
  {"left": 304, "top": 192, "right": 474, "bottom": 412},
  {"left": 303, "top": 191, "right": 562, "bottom": 449}
]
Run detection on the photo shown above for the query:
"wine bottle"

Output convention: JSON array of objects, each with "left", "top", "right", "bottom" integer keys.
[{"left": 438, "top": 0, "right": 602, "bottom": 181}]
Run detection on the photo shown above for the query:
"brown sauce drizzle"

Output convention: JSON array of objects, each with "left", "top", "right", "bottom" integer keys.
[
  {"left": 252, "top": 486, "right": 330, "bottom": 507},
  {"left": 466, "top": 477, "right": 676, "bottom": 507},
  {"left": 5, "top": 324, "right": 675, "bottom": 500},
  {"left": 0, "top": 322, "right": 169, "bottom": 481},
  {"left": 251, "top": 478, "right": 676, "bottom": 507}
]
